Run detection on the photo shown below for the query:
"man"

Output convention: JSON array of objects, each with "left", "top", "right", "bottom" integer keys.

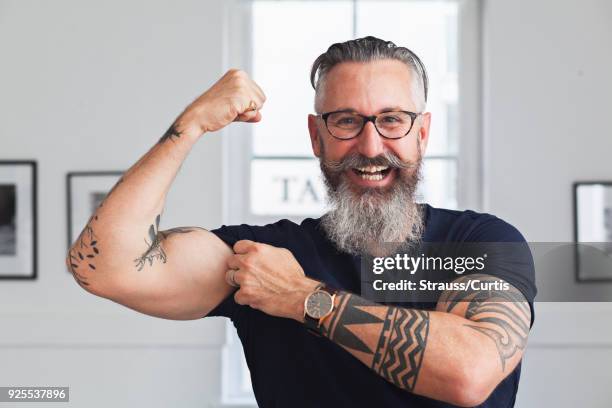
[{"left": 67, "top": 37, "right": 536, "bottom": 407}]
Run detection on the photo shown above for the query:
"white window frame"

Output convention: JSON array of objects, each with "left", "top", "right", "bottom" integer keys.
[{"left": 218, "top": 0, "right": 482, "bottom": 405}]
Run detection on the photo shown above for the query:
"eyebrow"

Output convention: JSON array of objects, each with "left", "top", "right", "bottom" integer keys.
[{"left": 330, "top": 106, "right": 406, "bottom": 114}]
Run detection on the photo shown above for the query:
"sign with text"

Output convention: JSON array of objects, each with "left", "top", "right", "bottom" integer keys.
[{"left": 250, "top": 158, "right": 326, "bottom": 216}]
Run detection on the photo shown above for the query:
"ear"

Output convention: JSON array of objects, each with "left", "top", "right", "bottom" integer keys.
[
  {"left": 417, "top": 112, "right": 431, "bottom": 156},
  {"left": 308, "top": 114, "right": 322, "bottom": 158}
]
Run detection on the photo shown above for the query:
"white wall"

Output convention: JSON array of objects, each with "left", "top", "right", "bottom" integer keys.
[
  {"left": 1, "top": 0, "right": 612, "bottom": 407},
  {"left": 0, "top": 1, "right": 229, "bottom": 407},
  {"left": 481, "top": 0, "right": 612, "bottom": 406}
]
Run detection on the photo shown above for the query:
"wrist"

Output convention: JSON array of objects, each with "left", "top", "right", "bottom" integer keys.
[
  {"left": 176, "top": 113, "right": 207, "bottom": 142},
  {"left": 291, "top": 277, "right": 322, "bottom": 323}
]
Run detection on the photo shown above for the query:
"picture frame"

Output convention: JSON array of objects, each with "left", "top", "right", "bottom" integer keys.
[
  {"left": 0, "top": 161, "right": 37, "bottom": 280},
  {"left": 66, "top": 171, "right": 123, "bottom": 250},
  {"left": 573, "top": 181, "right": 612, "bottom": 282}
]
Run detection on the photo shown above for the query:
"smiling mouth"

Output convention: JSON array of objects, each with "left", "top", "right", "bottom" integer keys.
[{"left": 352, "top": 165, "right": 392, "bottom": 181}]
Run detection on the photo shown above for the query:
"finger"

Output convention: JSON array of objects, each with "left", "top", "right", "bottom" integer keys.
[
  {"left": 234, "top": 109, "right": 258, "bottom": 123},
  {"left": 225, "top": 269, "right": 240, "bottom": 288},
  {"left": 234, "top": 289, "right": 247, "bottom": 305},
  {"left": 234, "top": 239, "right": 257, "bottom": 254},
  {"left": 244, "top": 111, "right": 262, "bottom": 123},
  {"left": 227, "top": 253, "right": 248, "bottom": 270},
  {"left": 246, "top": 90, "right": 265, "bottom": 112},
  {"left": 233, "top": 269, "right": 246, "bottom": 286},
  {"left": 242, "top": 94, "right": 262, "bottom": 112}
]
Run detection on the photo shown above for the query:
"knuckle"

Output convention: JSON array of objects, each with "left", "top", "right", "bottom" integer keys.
[
  {"left": 231, "top": 69, "right": 247, "bottom": 82},
  {"left": 278, "top": 247, "right": 291, "bottom": 258},
  {"left": 227, "top": 68, "right": 241, "bottom": 76},
  {"left": 232, "top": 240, "right": 245, "bottom": 251},
  {"left": 241, "top": 256, "right": 254, "bottom": 270}
]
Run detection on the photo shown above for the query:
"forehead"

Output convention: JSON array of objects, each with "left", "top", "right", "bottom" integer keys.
[{"left": 319, "top": 59, "right": 417, "bottom": 113}]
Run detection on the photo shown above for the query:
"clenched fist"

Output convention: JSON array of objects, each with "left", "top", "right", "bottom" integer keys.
[{"left": 180, "top": 69, "right": 267, "bottom": 137}]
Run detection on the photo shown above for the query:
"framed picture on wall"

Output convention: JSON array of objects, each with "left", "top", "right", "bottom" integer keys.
[
  {"left": 66, "top": 171, "right": 123, "bottom": 250},
  {"left": 0, "top": 161, "right": 37, "bottom": 280},
  {"left": 573, "top": 181, "right": 612, "bottom": 281}
]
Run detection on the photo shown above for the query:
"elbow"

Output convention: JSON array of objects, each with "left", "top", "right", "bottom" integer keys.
[
  {"left": 448, "top": 361, "right": 498, "bottom": 407},
  {"left": 450, "top": 383, "right": 490, "bottom": 407},
  {"left": 65, "top": 249, "right": 102, "bottom": 296}
]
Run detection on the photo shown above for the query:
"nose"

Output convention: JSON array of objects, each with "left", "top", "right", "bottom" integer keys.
[{"left": 356, "top": 121, "right": 385, "bottom": 158}]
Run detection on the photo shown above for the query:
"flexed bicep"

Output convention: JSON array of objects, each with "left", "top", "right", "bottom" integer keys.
[{"left": 102, "top": 224, "right": 235, "bottom": 320}]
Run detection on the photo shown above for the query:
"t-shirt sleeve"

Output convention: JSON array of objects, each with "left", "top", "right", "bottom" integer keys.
[
  {"left": 206, "top": 224, "right": 256, "bottom": 319},
  {"left": 465, "top": 215, "right": 538, "bottom": 328}
]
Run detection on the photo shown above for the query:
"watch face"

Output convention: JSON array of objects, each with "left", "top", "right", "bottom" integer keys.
[{"left": 306, "top": 291, "right": 333, "bottom": 319}]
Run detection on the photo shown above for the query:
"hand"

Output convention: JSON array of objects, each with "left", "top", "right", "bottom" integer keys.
[
  {"left": 180, "top": 69, "right": 267, "bottom": 137},
  {"left": 226, "top": 240, "right": 321, "bottom": 322}
]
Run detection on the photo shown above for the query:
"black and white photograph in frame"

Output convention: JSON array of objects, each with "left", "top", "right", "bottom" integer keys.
[
  {"left": 574, "top": 181, "right": 612, "bottom": 281},
  {"left": 67, "top": 171, "right": 123, "bottom": 249},
  {"left": 0, "top": 161, "right": 37, "bottom": 279}
]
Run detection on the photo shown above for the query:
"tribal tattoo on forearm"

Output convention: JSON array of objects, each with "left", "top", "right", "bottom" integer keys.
[
  {"left": 133, "top": 214, "right": 199, "bottom": 271},
  {"left": 158, "top": 122, "right": 182, "bottom": 144},
  {"left": 321, "top": 293, "right": 430, "bottom": 392},
  {"left": 439, "top": 274, "right": 531, "bottom": 371}
]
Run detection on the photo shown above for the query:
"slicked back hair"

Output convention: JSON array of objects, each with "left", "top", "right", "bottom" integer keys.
[{"left": 310, "top": 36, "right": 428, "bottom": 112}]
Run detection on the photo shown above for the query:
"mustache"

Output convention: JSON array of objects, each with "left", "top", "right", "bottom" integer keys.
[{"left": 321, "top": 151, "right": 419, "bottom": 173}]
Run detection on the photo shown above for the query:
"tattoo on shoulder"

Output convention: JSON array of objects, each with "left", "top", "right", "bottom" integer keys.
[
  {"left": 442, "top": 275, "right": 531, "bottom": 371},
  {"left": 324, "top": 293, "right": 430, "bottom": 392},
  {"left": 158, "top": 122, "right": 182, "bottom": 144},
  {"left": 133, "top": 214, "right": 200, "bottom": 271}
]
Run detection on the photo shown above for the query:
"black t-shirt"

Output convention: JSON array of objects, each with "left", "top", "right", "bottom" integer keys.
[{"left": 209, "top": 204, "right": 537, "bottom": 408}]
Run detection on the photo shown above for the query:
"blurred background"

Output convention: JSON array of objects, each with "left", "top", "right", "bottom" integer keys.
[{"left": 0, "top": 0, "right": 611, "bottom": 406}]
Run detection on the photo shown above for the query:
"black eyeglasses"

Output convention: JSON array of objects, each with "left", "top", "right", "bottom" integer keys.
[{"left": 317, "top": 110, "right": 421, "bottom": 140}]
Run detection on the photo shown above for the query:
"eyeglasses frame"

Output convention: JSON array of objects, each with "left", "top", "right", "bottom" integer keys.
[{"left": 317, "top": 109, "right": 422, "bottom": 140}]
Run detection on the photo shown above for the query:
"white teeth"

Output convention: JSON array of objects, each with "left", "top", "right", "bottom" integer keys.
[
  {"left": 356, "top": 165, "right": 389, "bottom": 173},
  {"left": 359, "top": 173, "right": 384, "bottom": 181}
]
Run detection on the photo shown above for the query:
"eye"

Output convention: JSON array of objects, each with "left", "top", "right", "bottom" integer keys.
[
  {"left": 328, "top": 113, "right": 362, "bottom": 128},
  {"left": 336, "top": 116, "right": 356, "bottom": 125},
  {"left": 381, "top": 115, "right": 401, "bottom": 123}
]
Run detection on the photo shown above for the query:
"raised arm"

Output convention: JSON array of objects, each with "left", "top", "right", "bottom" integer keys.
[{"left": 66, "top": 69, "right": 266, "bottom": 320}]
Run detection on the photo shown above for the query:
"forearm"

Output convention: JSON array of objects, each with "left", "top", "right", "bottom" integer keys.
[
  {"left": 66, "top": 114, "right": 202, "bottom": 290},
  {"left": 317, "top": 292, "right": 518, "bottom": 406},
  {"left": 224, "top": 243, "right": 531, "bottom": 404}
]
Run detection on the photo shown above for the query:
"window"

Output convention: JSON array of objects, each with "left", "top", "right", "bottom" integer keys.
[{"left": 221, "top": 0, "right": 480, "bottom": 404}]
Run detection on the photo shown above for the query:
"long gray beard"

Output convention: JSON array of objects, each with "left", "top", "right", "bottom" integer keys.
[{"left": 319, "top": 151, "right": 424, "bottom": 257}]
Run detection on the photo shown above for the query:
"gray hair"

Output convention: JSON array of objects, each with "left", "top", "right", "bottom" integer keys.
[{"left": 310, "top": 36, "right": 428, "bottom": 112}]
